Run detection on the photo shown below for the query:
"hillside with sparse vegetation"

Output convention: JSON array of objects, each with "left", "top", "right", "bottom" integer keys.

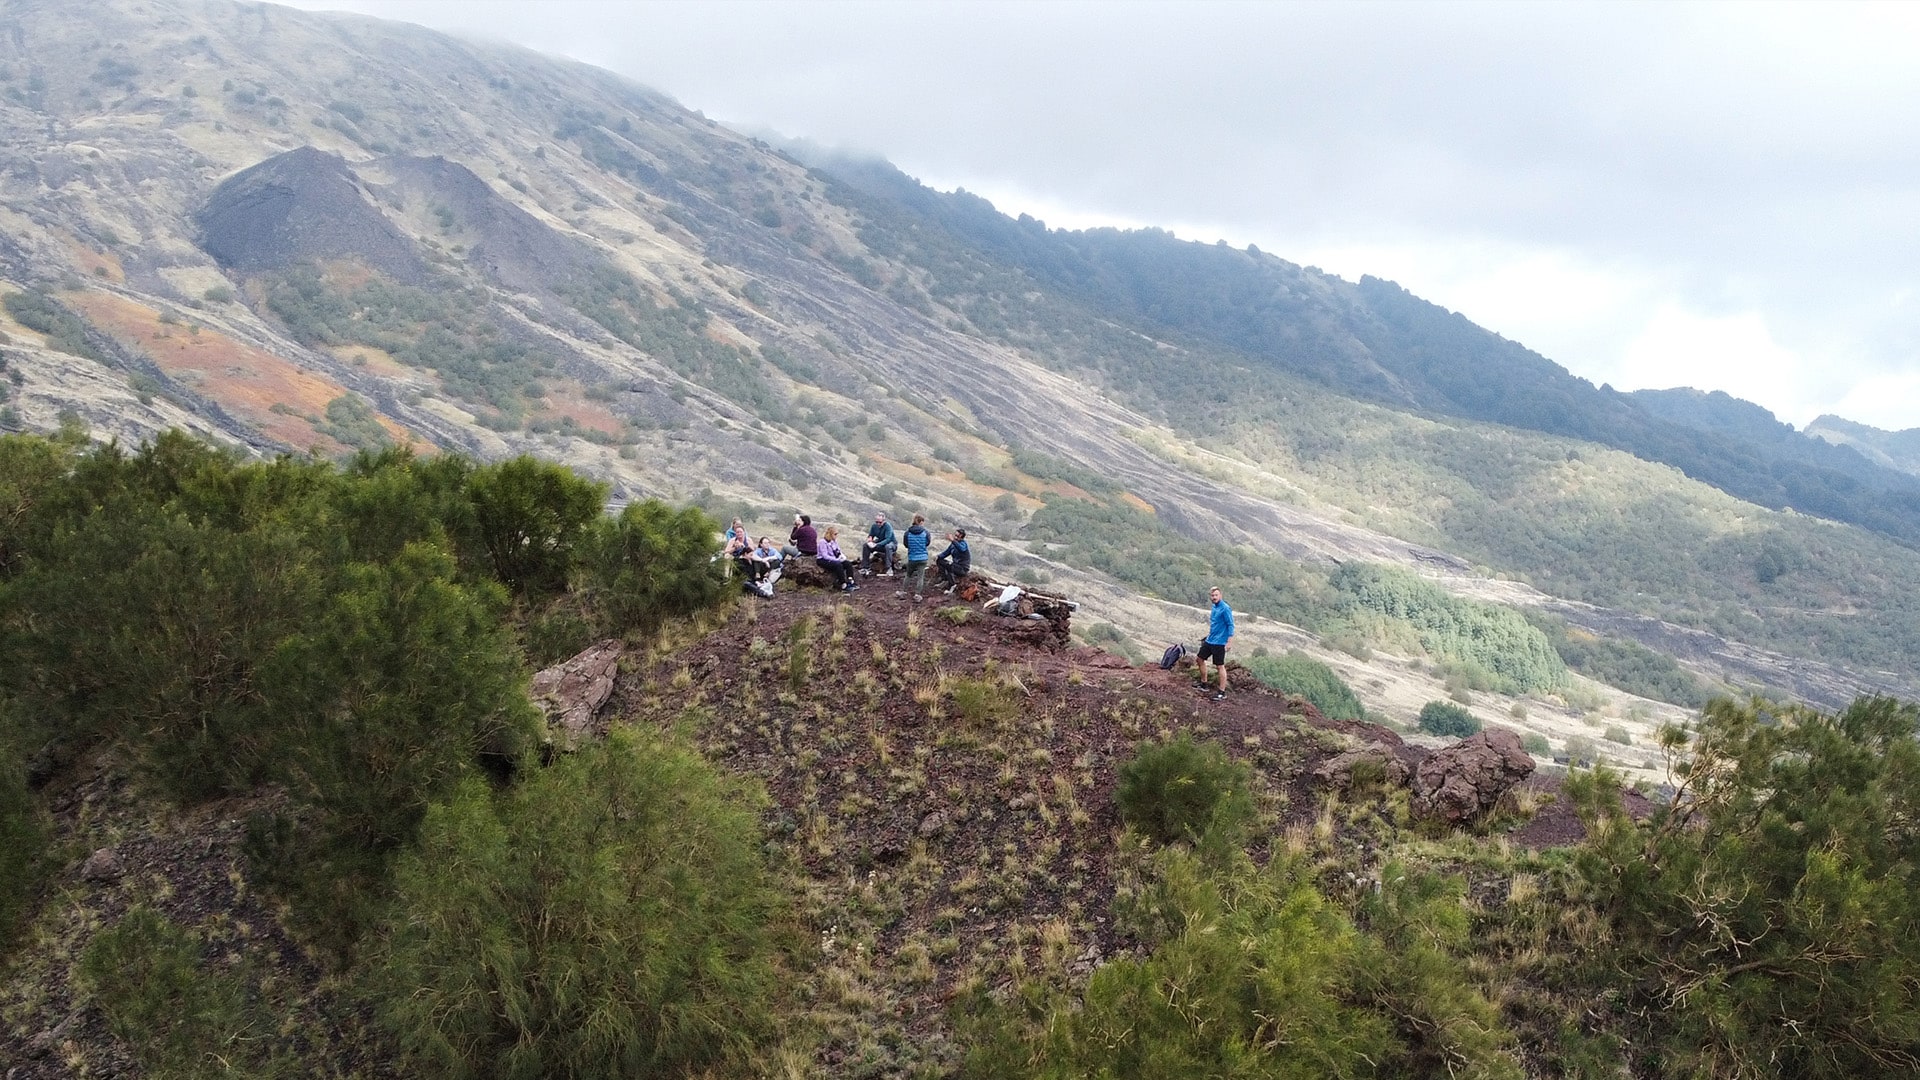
[
  {"left": 5, "top": 1, "right": 1920, "bottom": 1073},
  {"left": 4, "top": 429, "right": 1918, "bottom": 1079}
]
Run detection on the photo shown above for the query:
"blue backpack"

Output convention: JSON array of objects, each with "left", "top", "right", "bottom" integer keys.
[{"left": 1159, "top": 643, "right": 1187, "bottom": 670}]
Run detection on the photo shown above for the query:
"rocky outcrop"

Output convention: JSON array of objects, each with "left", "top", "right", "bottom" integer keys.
[
  {"left": 530, "top": 638, "right": 625, "bottom": 749},
  {"left": 1411, "top": 728, "right": 1535, "bottom": 824},
  {"left": 1314, "top": 743, "right": 1412, "bottom": 792}
]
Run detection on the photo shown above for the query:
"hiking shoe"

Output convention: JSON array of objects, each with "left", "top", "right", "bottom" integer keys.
[
  {"left": 1211, "top": 691, "right": 1227, "bottom": 702},
  {"left": 894, "top": 591, "right": 907, "bottom": 599}
]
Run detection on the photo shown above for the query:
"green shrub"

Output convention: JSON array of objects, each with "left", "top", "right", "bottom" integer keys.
[
  {"left": 1351, "top": 866, "right": 1524, "bottom": 1078},
  {"left": 947, "top": 676, "right": 1020, "bottom": 727},
  {"left": 75, "top": 907, "right": 287, "bottom": 1078},
  {"left": 1242, "top": 649, "right": 1365, "bottom": 720},
  {"left": 0, "top": 700, "right": 45, "bottom": 954},
  {"left": 1528, "top": 611, "right": 1713, "bottom": 709},
  {"left": 1521, "top": 732, "right": 1551, "bottom": 756},
  {"left": 1334, "top": 563, "right": 1565, "bottom": 694},
  {"left": 1602, "top": 724, "right": 1631, "bottom": 745},
  {"left": 3, "top": 289, "right": 104, "bottom": 360},
  {"left": 1417, "top": 700, "right": 1482, "bottom": 739},
  {"left": 463, "top": 455, "right": 606, "bottom": 597},
  {"left": 963, "top": 849, "right": 1394, "bottom": 1078},
  {"left": 371, "top": 728, "right": 782, "bottom": 1078},
  {"left": 572, "top": 499, "right": 727, "bottom": 635},
  {"left": 1567, "top": 697, "right": 1920, "bottom": 1078},
  {"left": 1115, "top": 733, "right": 1254, "bottom": 848}
]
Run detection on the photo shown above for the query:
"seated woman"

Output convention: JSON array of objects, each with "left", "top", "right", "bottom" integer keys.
[
  {"left": 935, "top": 527, "right": 971, "bottom": 591},
  {"left": 816, "top": 525, "right": 856, "bottom": 592},
  {"left": 746, "top": 536, "right": 784, "bottom": 582},
  {"left": 723, "top": 526, "right": 754, "bottom": 578}
]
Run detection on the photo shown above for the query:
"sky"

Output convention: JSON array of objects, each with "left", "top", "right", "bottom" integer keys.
[{"left": 285, "top": 0, "right": 1920, "bottom": 432}]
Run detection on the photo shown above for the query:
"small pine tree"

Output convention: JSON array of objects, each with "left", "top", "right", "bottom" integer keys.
[
  {"left": 1417, "top": 700, "right": 1481, "bottom": 739},
  {"left": 1567, "top": 696, "right": 1920, "bottom": 1077},
  {"left": 371, "top": 728, "right": 782, "bottom": 1078},
  {"left": 1115, "top": 734, "right": 1255, "bottom": 849}
]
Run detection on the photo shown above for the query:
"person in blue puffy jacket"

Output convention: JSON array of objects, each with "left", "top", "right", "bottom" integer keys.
[{"left": 901, "top": 514, "right": 932, "bottom": 602}]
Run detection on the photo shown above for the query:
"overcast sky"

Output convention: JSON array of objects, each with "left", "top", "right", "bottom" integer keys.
[{"left": 286, "top": 0, "right": 1920, "bottom": 432}]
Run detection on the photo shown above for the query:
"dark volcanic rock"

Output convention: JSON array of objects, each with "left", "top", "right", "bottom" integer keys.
[
  {"left": 195, "top": 146, "right": 426, "bottom": 281},
  {"left": 378, "top": 155, "right": 604, "bottom": 296},
  {"left": 1314, "top": 743, "right": 1413, "bottom": 792},
  {"left": 1411, "top": 728, "right": 1535, "bottom": 824}
]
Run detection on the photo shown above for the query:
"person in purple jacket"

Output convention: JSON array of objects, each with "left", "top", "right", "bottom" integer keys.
[
  {"left": 816, "top": 525, "right": 856, "bottom": 592},
  {"left": 783, "top": 513, "right": 818, "bottom": 560}
]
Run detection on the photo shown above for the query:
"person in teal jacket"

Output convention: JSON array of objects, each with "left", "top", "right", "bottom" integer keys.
[
  {"left": 862, "top": 513, "right": 897, "bottom": 577},
  {"left": 1198, "top": 586, "right": 1234, "bottom": 700},
  {"left": 901, "top": 513, "right": 932, "bottom": 602}
]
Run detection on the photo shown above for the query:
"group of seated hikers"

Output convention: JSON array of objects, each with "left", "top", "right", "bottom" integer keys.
[{"left": 722, "top": 510, "right": 971, "bottom": 602}]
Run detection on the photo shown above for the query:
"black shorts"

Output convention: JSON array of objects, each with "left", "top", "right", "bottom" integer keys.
[{"left": 1197, "top": 642, "right": 1227, "bottom": 664}]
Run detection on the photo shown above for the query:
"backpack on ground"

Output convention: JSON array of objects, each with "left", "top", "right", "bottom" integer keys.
[
  {"left": 744, "top": 566, "right": 781, "bottom": 598},
  {"left": 1159, "top": 643, "right": 1188, "bottom": 670}
]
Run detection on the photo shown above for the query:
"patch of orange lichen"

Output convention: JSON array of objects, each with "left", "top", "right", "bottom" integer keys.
[
  {"left": 861, "top": 452, "right": 1040, "bottom": 509},
  {"left": 1120, "top": 492, "right": 1155, "bottom": 514},
  {"left": 61, "top": 237, "right": 124, "bottom": 282},
  {"left": 539, "top": 388, "right": 626, "bottom": 437},
  {"left": 325, "top": 344, "right": 415, "bottom": 381},
  {"left": 66, "top": 292, "right": 419, "bottom": 451}
]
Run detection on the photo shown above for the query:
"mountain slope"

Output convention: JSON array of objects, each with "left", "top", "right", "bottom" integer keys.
[
  {"left": 802, "top": 150, "right": 1920, "bottom": 547},
  {"left": 1807, "top": 413, "right": 1920, "bottom": 479},
  {"left": 0, "top": 0, "right": 1917, "bottom": 721}
]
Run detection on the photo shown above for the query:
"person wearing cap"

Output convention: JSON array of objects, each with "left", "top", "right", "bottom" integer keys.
[
  {"left": 936, "top": 527, "right": 971, "bottom": 591},
  {"left": 862, "top": 512, "right": 897, "bottom": 577}
]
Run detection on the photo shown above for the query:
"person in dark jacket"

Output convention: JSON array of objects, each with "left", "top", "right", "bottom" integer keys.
[
  {"left": 783, "top": 513, "right": 818, "bottom": 559},
  {"left": 936, "top": 528, "right": 971, "bottom": 591},
  {"left": 900, "top": 514, "right": 933, "bottom": 602},
  {"left": 862, "top": 513, "right": 897, "bottom": 577}
]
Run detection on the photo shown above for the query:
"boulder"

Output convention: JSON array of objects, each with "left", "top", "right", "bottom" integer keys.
[
  {"left": 1411, "top": 728, "right": 1535, "bottom": 824},
  {"left": 79, "top": 847, "right": 122, "bottom": 883},
  {"left": 1314, "top": 743, "right": 1412, "bottom": 791},
  {"left": 782, "top": 558, "right": 831, "bottom": 590},
  {"left": 530, "top": 638, "right": 624, "bottom": 750}
]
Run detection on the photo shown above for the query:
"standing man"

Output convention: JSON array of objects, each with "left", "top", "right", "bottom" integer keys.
[{"left": 1198, "top": 586, "right": 1234, "bottom": 701}]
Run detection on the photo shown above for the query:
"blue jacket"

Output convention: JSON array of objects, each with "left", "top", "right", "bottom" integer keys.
[
  {"left": 938, "top": 538, "right": 970, "bottom": 573},
  {"left": 1206, "top": 600, "right": 1235, "bottom": 646},
  {"left": 903, "top": 524, "right": 931, "bottom": 563},
  {"left": 867, "top": 520, "right": 896, "bottom": 548}
]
